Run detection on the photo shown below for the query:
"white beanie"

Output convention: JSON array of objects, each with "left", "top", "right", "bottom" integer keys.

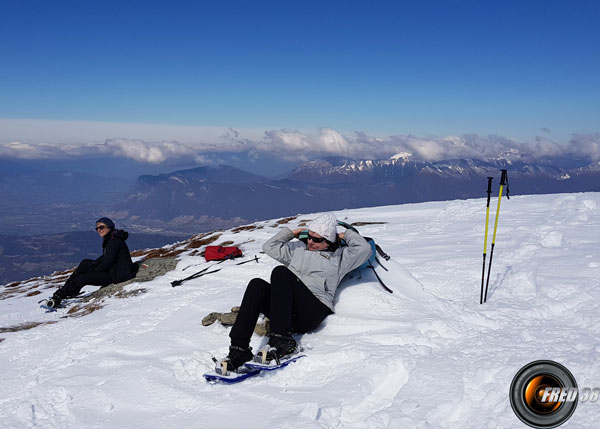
[{"left": 308, "top": 213, "right": 338, "bottom": 243}]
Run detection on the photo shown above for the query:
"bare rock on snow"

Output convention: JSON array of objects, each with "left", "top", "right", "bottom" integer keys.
[
  {"left": 218, "top": 312, "right": 237, "bottom": 326},
  {"left": 254, "top": 318, "right": 270, "bottom": 336},
  {"left": 202, "top": 312, "right": 222, "bottom": 326},
  {"left": 201, "top": 309, "right": 269, "bottom": 336}
]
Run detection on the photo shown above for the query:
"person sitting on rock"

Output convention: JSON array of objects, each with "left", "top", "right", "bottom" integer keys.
[
  {"left": 222, "top": 212, "right": 372, "bottom": 371},
  {"left": 46, "top": 217, "right": 139, "bottom": 308}
]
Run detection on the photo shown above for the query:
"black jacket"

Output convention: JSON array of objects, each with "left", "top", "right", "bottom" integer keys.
[{"left": 94, "top": 229, "right": 138, "bottom": 283}]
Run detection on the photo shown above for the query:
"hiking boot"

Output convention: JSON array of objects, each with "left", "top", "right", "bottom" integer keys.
[
  {"left": 222, "top": 345, "right": 253, "bottom": 372},
  {"left": 46, "top": 294, "right": 62, "bottom": 309},
  {"left": 266, "top": 333, "right": 297, "bottom": 361}
]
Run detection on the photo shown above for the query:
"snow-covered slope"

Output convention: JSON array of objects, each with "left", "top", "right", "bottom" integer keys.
[{"left": 1, "top": 193, "right": 599, "bottom": 428}]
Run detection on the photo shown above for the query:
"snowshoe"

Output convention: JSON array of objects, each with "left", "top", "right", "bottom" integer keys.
[
  {"left": 203, "top": 346, "right": 257, "bottom": 384},
  {"left": 203, "top": 344, "right": 304, "bottom": 384}
]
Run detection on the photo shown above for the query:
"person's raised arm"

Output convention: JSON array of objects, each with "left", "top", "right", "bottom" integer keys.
[
  {"left": 338, "top": 229, "right": 372, "bottom": 276},
  {"left": 262, "top": 227, "right": 300, "bottom": 265}
]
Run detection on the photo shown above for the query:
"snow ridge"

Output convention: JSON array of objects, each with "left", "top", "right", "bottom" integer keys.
[{"left": 1, "top": 193, "right": 599, "bottom": 428}]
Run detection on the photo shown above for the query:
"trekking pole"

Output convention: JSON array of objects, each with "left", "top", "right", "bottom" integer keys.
[
  {"left": 483, "top": 170, "right": 509, "bottom": 303},
  {"left": 171, "top": 259, "right": 227, "bottom": 287},
  {"left": 172, "top": 256, "right": 260, "bottom": 287},
  {"left": 235, "top": 255, "right": 260, "bottom": 265},
  {"left": 480, "top": 177, "right": 494, "bottom": 304}
]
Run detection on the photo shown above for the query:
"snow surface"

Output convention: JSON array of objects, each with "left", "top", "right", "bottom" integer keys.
[{"left": 1, "top": 192, "right": 600, "bottom": 428}]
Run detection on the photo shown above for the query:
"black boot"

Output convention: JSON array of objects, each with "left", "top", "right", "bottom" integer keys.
[
  {"left": 223, "top": 345, "right": 253, "bottom": 372},
  {"left": 46, "top": 294, "right": 62, "bottom": 309},
  {"left": 266, "top": 332, "right": 297, "bottom": 361}
]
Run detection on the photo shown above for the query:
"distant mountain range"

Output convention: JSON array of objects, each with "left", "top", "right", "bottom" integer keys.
[
  {"left": 2, "top": 154, "right": 598, "bottom": 284},
  {"left": 119, "top": 155, "right": 600, "bottom": 229}
]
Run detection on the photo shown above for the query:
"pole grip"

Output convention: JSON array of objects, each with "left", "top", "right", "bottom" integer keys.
[
  {"left": 500, "top": 169, "right": 508, "bottom": 185},
  {"left": 486, "top": 177, "right": 493, "bottom": 206},
  {"left": 499, "top": 169, "right": 510, "bottom": 199}
]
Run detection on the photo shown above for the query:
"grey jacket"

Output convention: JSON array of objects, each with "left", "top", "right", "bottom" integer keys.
[{"left": 262, "top": 227, "right": 372, "bottom": 311}]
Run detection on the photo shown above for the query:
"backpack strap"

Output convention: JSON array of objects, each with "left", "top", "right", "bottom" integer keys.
[
  {"left": 375, "top": 244, "right": 390, "bottom": 261},
  {"left": 367, "top": 261, "right": 394, "bottom": 294},
  {"left": 337, "top": 221, "right": 392, "bottom": 294}
]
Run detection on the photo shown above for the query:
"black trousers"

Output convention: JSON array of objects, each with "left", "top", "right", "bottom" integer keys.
[
  {"left": 229, "top": 265, "right": 332, "bottom": 349},
  {"left": 55, "top": 259, "right": 113, "bottom": 299}
]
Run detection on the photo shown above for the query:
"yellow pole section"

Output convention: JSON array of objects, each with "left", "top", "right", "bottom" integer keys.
[{"left": 491, "top": 184, "right": 504, "bottom": 245}]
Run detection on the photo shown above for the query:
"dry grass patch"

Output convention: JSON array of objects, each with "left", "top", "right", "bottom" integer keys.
[
  {"left": 51, "top": 274, "right": 71, "bottom": 283},
  {"left": 64, "top": 303, "right": 104, "bottom": 318},
  {"left": 53, "top": 268, "right": 76, "bottom": 276},
  {"left": 231, "top": 224, "right": 263, "bottom": 233},
  {"left": 185, "top": 233, "right": 222, "bottom": 249},
  {"left": 0, "top": 286, "right": 31, "bottom": 301},
  {"left": 272, "top": 216, "right": 297, "bottom": 226},
  {"left": 0, "top": 321, "right": 58, "bottom": 333}
]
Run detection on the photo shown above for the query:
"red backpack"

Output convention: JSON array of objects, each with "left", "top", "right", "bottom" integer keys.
[{"left": 204, "top": 246, "right": 243, "bottom": 262}]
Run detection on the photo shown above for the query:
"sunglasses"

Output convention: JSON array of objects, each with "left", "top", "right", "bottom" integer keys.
[
  {"left": 95, "top": 225, "right": 107, "bottom": 231},
  {"left": 307, "top": 234, "right": 328, "bottom": 243}
]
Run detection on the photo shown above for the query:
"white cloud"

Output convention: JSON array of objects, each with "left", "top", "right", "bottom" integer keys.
[
  {"left": 0, "top": 141, "right": 92, "bottom": 159},
  {"left": 0, "top": 138, "right": 202, "bottom": 164},
  {"left": 100, "top": 139, "right": 196, "bottom": 163},
  {"left": 259, "top": 128, "right": 352, "bottom": 159},
  {"left": 0, "top": 117, "right": 598, "bottom": 163},
  {"left": 566, "top": 133, "right": 600, "bottom": 161},
  {"left": 256, "top": 130, "right": 527, "bottom": 162}
]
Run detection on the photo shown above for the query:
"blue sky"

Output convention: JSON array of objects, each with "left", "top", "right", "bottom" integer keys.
[{"left": 1, "top": 0, "right": 599, "bottom": 171}]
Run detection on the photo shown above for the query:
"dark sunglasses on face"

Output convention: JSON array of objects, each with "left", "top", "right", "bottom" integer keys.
[
  {"left": 95, "top": 225, "right": 107, "bottom": 231},
  {"left": 307, "top": 234, "right": 327, "bottom": 243}
]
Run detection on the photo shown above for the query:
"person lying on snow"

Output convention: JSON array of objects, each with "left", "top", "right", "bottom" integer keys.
[
  {"left": 222, "top": 213, "right": 372, "bottom": 371},
  {"left": 46, "top": 217, "right": 139, "bottom": 308}
]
